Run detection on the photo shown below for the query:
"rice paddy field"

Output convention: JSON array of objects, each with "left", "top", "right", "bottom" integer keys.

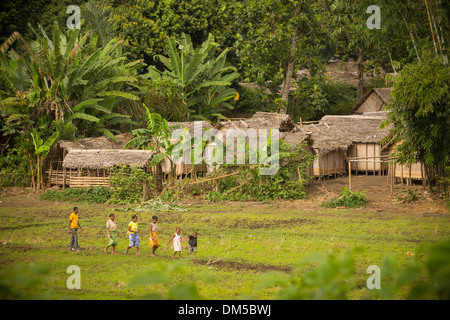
[{"left": 0, "top": 180, "right": 449, "bottom": 300}]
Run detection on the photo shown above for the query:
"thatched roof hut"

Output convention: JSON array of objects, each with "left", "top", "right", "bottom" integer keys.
[
  {"left": 62, "top": 149, "right": 155, "bottom": 170},
  {"left": 307, "top": 114, "right": 390, "bottom": 155}
]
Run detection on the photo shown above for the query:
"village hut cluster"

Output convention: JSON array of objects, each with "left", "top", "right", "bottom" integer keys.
[{"left": 44, "top": 87, "right": 431, "bottom": 189}]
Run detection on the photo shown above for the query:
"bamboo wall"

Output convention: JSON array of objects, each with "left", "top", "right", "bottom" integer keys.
[
  {"left": 45, "top": 161, "right": 111, "bottom": 188},
  {"left": 348, "top": 143, "right": 387, "bottom": 172},
  {"left": 390, "top": 162, "right": 436, "bottom": 184},
  {"left": 313, "top": 149, "right": 346, "bottom": 177}
]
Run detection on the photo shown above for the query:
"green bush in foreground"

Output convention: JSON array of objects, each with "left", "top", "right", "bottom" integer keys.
[{"left": 322, "top": 187, "right": 367, "bottom": 208}]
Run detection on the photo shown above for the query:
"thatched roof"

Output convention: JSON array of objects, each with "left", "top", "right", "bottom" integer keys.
[
  {"left": 352, "top": 88, "right": 393, "bottom": 113},
  {"left": 58, "top": 133, "right": 133, "bottom": 151},
  {"left": 168, "top": 121, "right": 213, "bottom": 136},
  {"left": 216, "top": 112, "right": 296, "bottom": 132},
  {"left": 62, "top": 149, "right": 155, "bottom": 169},
  {"left": 280, "top": 131, "right": 311, "bottom": 147},
  {"left": 306, "top": 114, "right": 391, "bottom": 154}
]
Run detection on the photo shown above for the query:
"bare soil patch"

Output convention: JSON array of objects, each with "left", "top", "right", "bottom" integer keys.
[{"left": 194, "top": 258, "right": 292, "bottom": 273}]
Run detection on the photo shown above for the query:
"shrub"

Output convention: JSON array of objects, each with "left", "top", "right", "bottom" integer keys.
[
  {"left": 108, "top": 166, "right": 154, "bottom": 204},
  {"left": 39, "top": 186, "right": 113, "bottom": 204},
  {"left": 322, "top": 187, "right": 367, "bottom": 208},
  {"left": 397, "top": 190, "right": 419, "bottom": 203}
]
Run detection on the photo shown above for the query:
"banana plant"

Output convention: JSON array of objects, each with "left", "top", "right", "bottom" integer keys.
[
  {"left": 0, "top": 21, "right": 143, "bottom": 139},
  {"left": 30, "top": 129, "right": 60, "bottom": 190},
  {"left": 147, "top": 33, "right": 239, "bottom": 121},
  {"left": 125, "top": 106, "right": 183, "bottom": 169}
]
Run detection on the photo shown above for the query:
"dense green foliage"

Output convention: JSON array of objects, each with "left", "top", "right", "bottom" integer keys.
[
  {"left": 39, "top": 186, "right": 113, "bottom": 203},
  {"left": 108, "top": 166, "right": 155, "bottom": 204},
  {"left": 147, "top": 33, "right": 239, "bottom": 121},
  {"left": 205, "top": 141, "right": 315, "bottom": 201},
  {"left": 383, "top": 53, "right": 449, "bottom": 192}
]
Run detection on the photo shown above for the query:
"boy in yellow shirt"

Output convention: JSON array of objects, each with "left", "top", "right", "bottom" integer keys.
[
  {"left": 68, "top": 207, "right": 83, "bottom": 252},
  {"left": 125, "top": 215, "right": 139, "bottom": 255}
]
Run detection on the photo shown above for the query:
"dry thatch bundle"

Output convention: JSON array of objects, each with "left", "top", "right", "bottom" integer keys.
[
  {"left": 62, "top": 149, "right": 155, "bottom": 170},
  {"left": 307, "top": 114, "right": 391, "bottom": 154},
  {"left": 215, "top": 111, "right": 296, "bottom": 132},
  {"left": 280, "top": 131, "right": 311, "bottom": 147},
  {"left": 58, "top": 133, "right": 133, "bottom": 152}
]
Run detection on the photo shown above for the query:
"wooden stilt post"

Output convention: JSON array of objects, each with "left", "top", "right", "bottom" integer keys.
[
  {"left": 48, "top": 161, "right": 53, "bottom": 187},
  {"left": 366, "top": 145, "right": 368, "bottom": 175},
  {"left": 400, "top": 164, "right": 403, "bottom": 185},
  {"left": 389, "top": 163, "right": 394, "bottom": 195},
  {"left": 348, "top": 160, "right": 352, "bottom": 190},
  {"left": 408, "top": 165, "right": 412, "bottom": 186},
  {"left": 421, "top": 162, "right": 426, "bottom": 188},
  {"left": 63, "top": 167, "right": 66, "bottom": 189}
]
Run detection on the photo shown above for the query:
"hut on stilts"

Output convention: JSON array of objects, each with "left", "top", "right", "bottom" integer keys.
[
  {"left": 45, "top": 133, "right": 134, "bottom": 188},
  {"left": 304, "top": 113, "right": 392, "bottom": 178}
]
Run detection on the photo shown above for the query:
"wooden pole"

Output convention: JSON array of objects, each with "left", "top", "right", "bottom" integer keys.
[
  {"left": 390, "top": 163, "right": 393, "bottom": 195},
  {"left": 392, "top": 162, "right": 396, "bottom": 193},
  {"left": 408, "top": 165, "right": 412, "bottom": 186},
  {"left": 401, "top": 164, "right": 404, "bottom": 185},
  {"left": 48, "top": 161, "right": 53, "bottom": 187},
  {"left": 366, "top": 144, "right": 368, "bottom": 175},
  {"left": 63, "top": 167, "right": 66, "bottom": 189},
  {"left": 348, "top": 161, "right": 352, "bottom": 190},
  {"left": 187, "top": 172, "right": 239, "bottom": 185},
  {"left": 421, "top": 162, "right": 426, "bottom": 188}
]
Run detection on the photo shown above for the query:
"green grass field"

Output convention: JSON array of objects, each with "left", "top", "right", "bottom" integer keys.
[{"left": 0, "top": 192, "right": 449, "bottom": 299}]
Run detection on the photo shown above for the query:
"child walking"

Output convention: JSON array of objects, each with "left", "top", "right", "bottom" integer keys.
[
  {"left": 104, "top": 213, "right": 118, "bottom": 254},
  {"left": 125, "top": 215, "right": 140, "bottom": 255},
  {"left": 187, "top": 231, "right": 198, "bottom": 258},
  {"left": 149, "top": 215, "right": 161, "bottom": 257},
  {"left": 68, "top": 207, "right": 83, "bottom": 252},
  {"left": 167, "top": 227, "right": 187, "bottom": 259}
]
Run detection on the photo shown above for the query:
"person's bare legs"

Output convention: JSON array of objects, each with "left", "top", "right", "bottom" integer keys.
[
  {"left": 136, "top": 247, "right": 140, "bottom": 255},
  {"left": 111, "top": 245, "right": 118, "bottom": 254}
]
